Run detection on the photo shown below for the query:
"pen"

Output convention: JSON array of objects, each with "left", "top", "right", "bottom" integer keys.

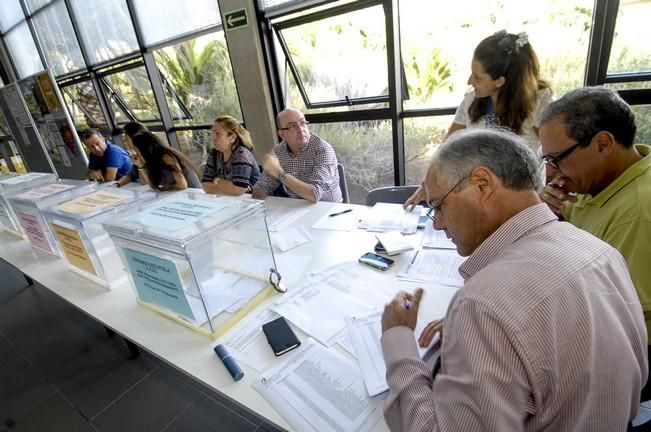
[
  {"left": 329, "top": 208, "right": 353, "bottom": 217},
  {"left": 404, "top": 299, "right": 411, "bottom": 309}
]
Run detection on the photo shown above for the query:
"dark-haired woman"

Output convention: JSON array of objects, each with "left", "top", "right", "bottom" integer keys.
[
  {"left": 131, "top": 132, "right": 202, "bottom": 191},
  {"left": 115, "top": 121, "right": 148, "bottom": 188},
  {"left": 405, "top": 31, "right": 552, "bottom": 208}
]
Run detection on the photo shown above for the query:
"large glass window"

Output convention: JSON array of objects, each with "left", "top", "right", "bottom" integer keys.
[
  {"left": 632, "top": 105, "right": 651, "bottom": 145},
  {"left": 276, "top": 4, "right": 389, "bottom": 110},
  {"left": 24, "top": 0, "right": 54, "bottom": 14},
  {"left": 309, "top": 120, "right": 393, "bottom": 204},
  {"left": 0, "top": 0, "right": 24, "bottom": 32},
  {"left": 404, "top": 116, "right": 453, "bottom": 186},
  {"left": 607, "top": 0, "right": 651, "bottom": 75},
  {"left": 400, "top": 0, "right": 594, "bottom": 110},
  {"left": 101, "top": 66, "right": 160, "bottom": 124},
  {"left": 69, "top": 0, "right": 139, "bottom": 65},
  {"left": 176, "top": 129, "right": 211, "bottom": 168},
  {"left": 154, "top": 32, "right": 242, "bottom": 126},
  {"left": 32, "top": 1, "right": 85, "bottom": 76},
  {"left": 60, "top": 80, "right": 108, "bottom": 129},
  {"left": 5, "top": 22, "right": 44, "bottom": 78},
  {"left": 133, "top": 0, "right": 222, "bottom": 47}
]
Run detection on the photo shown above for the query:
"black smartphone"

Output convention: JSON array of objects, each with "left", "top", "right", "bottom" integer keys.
[
  {"left": 359, "top": 252, "right": 395, "bottom": 271},
  {"left": 374, "top": 240, "right": 387, "bottom": 254},
  {"left": 262, "top": 317, "right": 301, "bottom": 356}
]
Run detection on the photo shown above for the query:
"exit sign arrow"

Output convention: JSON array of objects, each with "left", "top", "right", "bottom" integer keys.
[{"left": 225, "top": 8, "right": 248, "bottom": 31}]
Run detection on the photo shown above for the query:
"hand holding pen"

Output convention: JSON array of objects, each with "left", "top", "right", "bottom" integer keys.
[{"left": 382, "top": 288, "right": 424, "bottom": 332}]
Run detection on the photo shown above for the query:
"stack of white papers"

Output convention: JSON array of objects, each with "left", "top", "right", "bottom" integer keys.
[
  {"left": 375, "top": 231, "right": 415, "bottom": 256},
  {"left": 421, "top": 223, "right": 455, "bottom": 249},
  {"left": 359, "top": 203, "right": 423, "bottom": 234},
  {"left": 254, "top": 340, "right": 384, "bottom": 432}
]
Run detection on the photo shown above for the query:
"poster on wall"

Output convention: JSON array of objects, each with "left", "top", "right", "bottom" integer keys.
[{"left": 16, "top": 71, "right": 87, "bottom": 179}]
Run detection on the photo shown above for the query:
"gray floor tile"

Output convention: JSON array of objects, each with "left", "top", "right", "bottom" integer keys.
[
  {"left": 162, "top": 393, "right": 258, "bottom": 432},
  {"left": 0, "top": 331, "right": 30, "bottom": 373},
  {"left": 0, "top": 367, "right": 56, "bottom": 426},
  {"left": 48, "top": 339, "right": 160, "bottom": 419},
  {"left": 2, "top": 393, "right": 97, "bottom": 432},
  {"left": 91, "top": 367, "right": 200, "bottom": 432}
]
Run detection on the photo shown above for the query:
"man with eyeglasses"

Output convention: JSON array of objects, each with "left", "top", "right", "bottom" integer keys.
[
  {"left": 252, "top": 108, "right": 342, "bottom": 203},
  {"left": 381, "top": 128, "right": 646, "bottom": 431},
  {"left": 539, "top": 87, "right": 651, "bottom": 410}
]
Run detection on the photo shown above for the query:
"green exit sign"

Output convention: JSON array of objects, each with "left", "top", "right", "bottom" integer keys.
[{"left": 225, "top": 8, "right": 248, "bottom": 31}]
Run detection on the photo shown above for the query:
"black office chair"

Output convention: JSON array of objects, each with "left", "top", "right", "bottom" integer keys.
[
  {"left": 366, "top": 185, "right": 419, "bottom": 206},
  {"left": 337, "top": 163, "right": 350, "bottom": 203}
]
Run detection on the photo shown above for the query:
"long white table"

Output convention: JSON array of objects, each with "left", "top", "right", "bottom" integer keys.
[{"left": 0, "top": 196, "right": 457, "bottom": 431}]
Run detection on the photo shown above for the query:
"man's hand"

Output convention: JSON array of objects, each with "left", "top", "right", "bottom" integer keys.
[
  {"left": 261, "top": 153, "right": 283, "bottom": 179},
  {"left": 88, "top": 170, "right": 104, "bottom": 182},
  {"left": 382, "top": 288, "right": 424, "bottom": 333},
  {"left": 418, "top": 319, "right": 444, "bottom": 347},
  {"left": 404, "top": 184, "right": 427, "bottom": 211},
  {"left": 540, "top": 175, "right": 577, "bottom": 217}
]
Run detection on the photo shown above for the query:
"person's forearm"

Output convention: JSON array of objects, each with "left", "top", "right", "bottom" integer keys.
[
  {"left": 202, "top": 179, "right": 247, "bottom": 196},
  {"left": 283, "top": 174, "right": 317, "bottom": 203}
]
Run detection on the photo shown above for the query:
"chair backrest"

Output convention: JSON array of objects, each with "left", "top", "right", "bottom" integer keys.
[
  {"left": 337, "top": 163, "right": 350, "bottom": 203},
  {"left": 366, "top": 185, "right": 418, "bottom": 206}
]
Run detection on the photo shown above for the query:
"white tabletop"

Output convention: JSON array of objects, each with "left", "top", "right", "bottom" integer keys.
[{"left": 0, "top": 196, "right": 456, "bottom": 432}]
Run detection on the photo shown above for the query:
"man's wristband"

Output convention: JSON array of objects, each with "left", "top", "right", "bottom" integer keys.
[{"left": 278, "top": 171, "right": 287, "bottom": 184}]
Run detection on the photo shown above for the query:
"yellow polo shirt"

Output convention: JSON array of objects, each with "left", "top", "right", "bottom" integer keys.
[{"left": 563, "top": 144, "right": 651, "bottom": 341}]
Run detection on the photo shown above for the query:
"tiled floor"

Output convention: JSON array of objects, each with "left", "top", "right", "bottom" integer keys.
[{"left": 0, "top": 259, "right": 284, "bottom": 432}]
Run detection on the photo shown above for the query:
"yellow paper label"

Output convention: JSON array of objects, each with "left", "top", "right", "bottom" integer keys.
[
  {"left": 56, "top": 191, "right": 128, "bottom": 214},
  {"left": 51, "top": 223, "right": 97, "bottom": 276}
]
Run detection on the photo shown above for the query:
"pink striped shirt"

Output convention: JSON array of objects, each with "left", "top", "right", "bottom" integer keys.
[{"left": 382, "top": 204, "right": 647, "bottom": 431}]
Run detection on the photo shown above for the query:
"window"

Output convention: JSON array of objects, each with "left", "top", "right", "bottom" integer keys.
[
  {"left": 69, "top": 0, "right": 139, "bottom": 65},
  {"left": 176, "top": 129, "right": 211, "bottom": 167},
  {"left": 607, "top": 0, "right": 651, "bottom": 75},
  {"left": 60, "top": 80, "right": 108, "bottom": 129},
  {"left": 0, "top": 0, "right": 24, "bottom": 32},
  {"left": 154, "top": 32, "right": 242, "bottom": 126},
  {"left": 101, "top": 65, "right": 161, "bottom": 124},
  {"left": 309, "top": 120, "right": 393, "bottom": 204},
  {"left": 632, "top": 105, "right": 651, "bottom": 146},
  {"left": 32, "top": 1, "right": 85, "bottom": 76},
  {"left": 399, "top": 0, "right": 594, "bottom": 110},
  {"left": 24, "top": 0, "right": 54, "bottom": 14},
  {"left": 5, "top": 22, "right": 44, "bottom": 78},
  {"left": 132, "top": 0, "right": 222, "bottom": 47},
  {"left": 404, "top": 116, "right": 453, "bottom": 185},
  {"left": 275, "top": 4, "right": 389, "bottom": 111}
]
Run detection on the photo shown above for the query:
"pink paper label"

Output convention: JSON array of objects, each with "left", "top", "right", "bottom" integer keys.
[{"left": 18, "top": 211, "right": 51, "bottom": 252}]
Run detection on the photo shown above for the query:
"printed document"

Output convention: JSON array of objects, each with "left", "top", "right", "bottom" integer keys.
[
  {"left": 312, "top": 205, "right": 366, "bottom": 231},
  {"left": 360, "top": 203, "right": 423, "bottom": 234},
  {"left": 220, "top": 308, "right": 281, "bottom": 371},
  {"left": 421, "top": 223, "right": 456, "bottom": 249},
  {"left": 269, "top": 262, "right": 395, "bottom": 346},
  {"left": 254, "top": 339, "right": 384, "bottom": 432},
  {"left": 399, "top": 248, "right": 465, "bottom": 287}
]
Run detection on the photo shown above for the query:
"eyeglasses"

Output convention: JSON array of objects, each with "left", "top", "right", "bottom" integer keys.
[
  {"left": 278, "top": 120, "right": 309, "bottom": 132},
  {"left": 542, "top": 141, "right": 584, "bottom": 169},
  {"left": 426, "top": 176, "right": 468, "bottom": 222}
]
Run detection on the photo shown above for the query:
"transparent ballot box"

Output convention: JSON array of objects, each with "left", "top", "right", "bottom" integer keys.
[
  {"left": 40, "top": 188, "right": 157, "bottom": 289},
  {"left": 8, "top": 180, "right": 96, "bottom": 255},
  {"left": 103, "top": 191, "right": 282, "bottom": 338},
  {"left": 0, "top": 172, "right": 58, "bottom": 237}
]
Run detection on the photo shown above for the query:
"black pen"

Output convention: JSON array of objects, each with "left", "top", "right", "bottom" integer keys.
[{"left": 329, "top": 208, "right": 353, "bottom": 217}]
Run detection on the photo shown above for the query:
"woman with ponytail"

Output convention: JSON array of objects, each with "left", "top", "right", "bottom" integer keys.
[
  {"left": 202, "top": 115, "right": 261, "bottom": 196},
  {"left": 405, "top": 31, "right": 552, "bottom": 208}
]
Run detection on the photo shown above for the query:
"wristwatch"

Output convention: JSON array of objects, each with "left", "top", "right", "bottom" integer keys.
[{"left": 278, "top": 171, "right": 287, "bottom": 184}]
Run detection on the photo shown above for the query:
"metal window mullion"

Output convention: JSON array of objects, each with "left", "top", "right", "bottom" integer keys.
[
  {"left": 584, "top": 0, "right": 620, "bottom": 86},
  {"left": 258, "top": 14, "right": 284, "bottom": 115},
  {"left": 273, "top": 27, "right": 312, "bottom": 108},
  {"left": 384, "top": 0, "right": 404, "bottom": 186},
  {"left": 142, "top": 52, "right": 179, "bottom": 150}
]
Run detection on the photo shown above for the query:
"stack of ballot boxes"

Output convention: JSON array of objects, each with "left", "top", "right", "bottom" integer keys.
[
  {"left": 103, "top": 190, "right": 279, "bottom": 338},
  {"left": 8, "top": 180, "right": 97, "bottom": 256},
  {"left": 0, "top": 172, "right": 58, "bottom": 237},
  {"left": 39, "top": 187, "right": 157, "bottom": 289}
]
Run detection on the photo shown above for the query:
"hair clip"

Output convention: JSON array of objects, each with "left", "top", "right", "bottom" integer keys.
[{"left": 515, "top": 32, "right": 529, "bottom": 48}]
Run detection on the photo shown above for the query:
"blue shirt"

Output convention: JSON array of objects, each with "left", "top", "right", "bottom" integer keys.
[{"left": 88, "top": 142, "right": 133, "bottom": 180}]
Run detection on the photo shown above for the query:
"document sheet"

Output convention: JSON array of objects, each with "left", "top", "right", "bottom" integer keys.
[
  {"left": 254, "top": 340, "right": 384, "bottom": 432},
  {"left": 399, "top": 248, "right": 465, "bottom": 287},
  {"left": 421, "top": 223, "right": 456, "bottom": 249},
  {"left": 312, "top": 205, "right": 366, "bottom": 231},
  {"left": 220, "top": 308, "right": 281, "bottom": 371},
  {"left": 269, "top": 262, "right": 396, "bottom": 346},
  {"left": 359, "top": 203, "right": 423, "bottom": 234}
]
